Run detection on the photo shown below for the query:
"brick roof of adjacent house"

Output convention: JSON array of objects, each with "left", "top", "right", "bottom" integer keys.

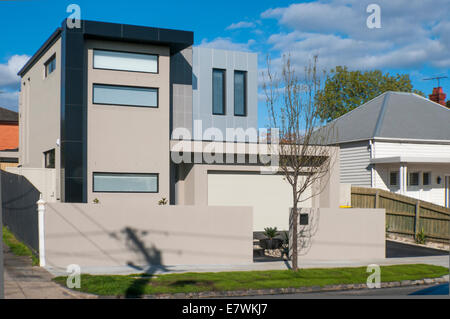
[
  {"left": 324, "top": 91, "right": 450, "bottom": 143},
  {"left": 0, "top": 107, "right": 18, "bottom": 123}
]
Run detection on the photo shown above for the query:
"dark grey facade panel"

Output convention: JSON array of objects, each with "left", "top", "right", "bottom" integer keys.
[
  {"left": 18, "top": 20, "right": 193, "bottom": 77},
  {"left": 60, "top": 21, "right": 87, "bottom": 203}
]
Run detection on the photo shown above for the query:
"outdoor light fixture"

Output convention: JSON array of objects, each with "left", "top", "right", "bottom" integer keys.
[{"left": 437, "top": 176, "right": 442, "bottom": 184}]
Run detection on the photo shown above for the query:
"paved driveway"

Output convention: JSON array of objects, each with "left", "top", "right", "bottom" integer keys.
[{"left": 386, "top": 240, "right": 449, "bottom": 258}]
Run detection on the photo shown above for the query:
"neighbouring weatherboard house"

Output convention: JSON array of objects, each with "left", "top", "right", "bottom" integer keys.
[
  {"left": 13, "top": 19, "right": 340, "bottom": 231},
  {"left": 327, "top": 91, "right": 450, "bottom": 208}
]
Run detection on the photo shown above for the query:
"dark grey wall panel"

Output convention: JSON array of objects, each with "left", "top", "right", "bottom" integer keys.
[{"left": 60, "top": 21, "right": 87, "bottom": 203}]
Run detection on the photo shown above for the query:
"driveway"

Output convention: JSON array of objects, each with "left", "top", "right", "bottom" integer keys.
[{"left": 386, "top": 240, "right": 449, "bottom": 258}]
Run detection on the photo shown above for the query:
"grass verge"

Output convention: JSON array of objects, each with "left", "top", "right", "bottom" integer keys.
[
  {"left": 2, "top": 226, "right": 39, "bottom": 266},
  {"left": 53, "top": 264, "right": 448, "bottom": 297}
]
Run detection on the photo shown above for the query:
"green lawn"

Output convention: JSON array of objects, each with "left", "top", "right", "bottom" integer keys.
[
  {"left": 2, "top": 226, "right": 39, "bottom": 266},
  {"left": 53, "top": 264, "right": 448, "bottom": 297}
]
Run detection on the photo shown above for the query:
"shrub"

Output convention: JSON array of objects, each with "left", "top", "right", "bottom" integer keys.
[{"left": 263, "top": 227, "right": 279, "bottom": 239}]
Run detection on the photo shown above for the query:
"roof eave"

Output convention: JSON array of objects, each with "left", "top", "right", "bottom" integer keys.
[{"left": 17, "top": 27, "right": 63, "bottom": 77}]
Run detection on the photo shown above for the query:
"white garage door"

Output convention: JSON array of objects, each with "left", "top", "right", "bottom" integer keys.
[{"left": 208, "top": 172, "right": 311, "bottom": 231}]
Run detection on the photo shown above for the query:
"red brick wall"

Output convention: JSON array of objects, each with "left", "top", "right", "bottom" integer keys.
[{"left": 0, "top": 123, "right": 19, "bottom": 150}]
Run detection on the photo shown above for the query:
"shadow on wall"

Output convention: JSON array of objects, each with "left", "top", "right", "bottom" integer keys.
[{"left": 122, "top": 227, "right": 167, "bottom": 298}]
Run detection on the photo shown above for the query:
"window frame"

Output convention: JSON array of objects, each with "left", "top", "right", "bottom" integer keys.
[
  {"left": 408, "top": 171, "right": 420, "bottom": 186},
  {"left": 423, "top": 172, "right": 431, "bottom": 186},
  {"left": 43, "top": 149, "right": 55, "bottom": 169},
  {"left": 92, "top": 172, "right": 159, "bottom": 193},
  {"left": 44, "top": 54, "right": 56, "bottom": 78},
  {"left": 234, "top": 70, "right": 247, "bottom": 117},
  {"left": 93, "top": 49, "right": 159, "bottom": 74},
  {"left": 212, "top": 68, "right": 226, "bottom": 115},
  {"left": 92, "top": 83, "right": 159, "bottom": 108},
  {"left": 389, "top": 170, "right": 399, "bottom": 187}
]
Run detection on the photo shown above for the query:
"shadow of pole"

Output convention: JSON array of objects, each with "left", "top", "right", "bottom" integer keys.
[{"left": 122, "top": 227, "right": 168, "bottom": 298}]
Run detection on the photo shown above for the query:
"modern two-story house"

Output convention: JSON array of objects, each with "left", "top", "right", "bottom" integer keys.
[{"left": 15, "top": 20, "right": 339, "bottom": 231}]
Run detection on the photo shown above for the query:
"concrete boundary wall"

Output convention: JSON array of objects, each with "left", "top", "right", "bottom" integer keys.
[
  {"left": 5, "top": 167, "right": 57, "bottom": 202},
  {"left": 44, "top": 202, "right": 253, "bottom": 269},
  {"left": 293, "top": 208, "right": 386, "bottom": 261}
]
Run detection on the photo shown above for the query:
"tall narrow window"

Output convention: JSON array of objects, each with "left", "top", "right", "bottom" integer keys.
[
  {"left": 423, "top": 172, "right": 431, "bottom": 186},
  {"left": 212, "top": 69, "right": 225, "bottom": 115},
  {"left": 234, "top": 71, "right": 247, "bottom": 116},
  {"left": 45, "top": 55, "right": 56, "bottom": 77}
]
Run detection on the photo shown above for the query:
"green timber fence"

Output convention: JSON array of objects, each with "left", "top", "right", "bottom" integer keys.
[{"left": 351, "top": 186, "right": 450, "bottom": 244}]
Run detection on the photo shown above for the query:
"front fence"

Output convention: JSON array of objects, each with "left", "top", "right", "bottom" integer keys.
[
  {"left": 351, "top": 186, "right": 450, "bottom": 244},
  {"left": 0, "top": 170, "right": 40, "bottom": 255}
]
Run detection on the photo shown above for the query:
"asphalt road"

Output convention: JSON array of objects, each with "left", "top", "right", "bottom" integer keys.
[{"left": 229, "top": 284, "right": 448, "bottom": 298}]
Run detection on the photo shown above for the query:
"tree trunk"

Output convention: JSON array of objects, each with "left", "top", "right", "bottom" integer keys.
[{"left": 292, "top": 201, "right": 298, "bottom": 271}]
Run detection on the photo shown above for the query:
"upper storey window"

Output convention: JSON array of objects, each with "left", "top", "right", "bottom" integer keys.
[
  {"left": 93, "top": 50, "right": 158, "bottom": 73},
  {"left": 212, "top": 69, "right": 226, "bottom": 115},
  {"left": 45, "top": 55, "right": 56, "bottom": 77},
  {"left": 234, "top": 71, "right": 247, "bottom": 116},
  {"left": 93, "top": 84, "right": 158, "bottom": 108}
]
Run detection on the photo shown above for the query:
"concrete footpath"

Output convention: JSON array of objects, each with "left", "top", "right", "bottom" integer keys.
[
  {"left": 46, "top": 255, "right": 449, "bottom": 277},
  {"left": 3, "top": 246, "right": 95, "bottom": 299}
]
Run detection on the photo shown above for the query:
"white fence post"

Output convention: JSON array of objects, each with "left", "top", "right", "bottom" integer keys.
[{"left": 37, "top": 194, "right": 46, "bottom": 267}]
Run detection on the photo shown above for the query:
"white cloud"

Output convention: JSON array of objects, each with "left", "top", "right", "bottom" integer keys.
[
  {"left": 226, "top": 21, "right": 256, "bottom": 30},
  {"left": 0, "top": 54, "right": 29, "bottom": 88},
  {"left": 260, "top": 0, "right": 450, "bottom": 71},
  {"left": 0, "top": 91, "right": 19, "bottom": 111},
  {"left": 0, "top": 54, "right": 29, "bottom": 110},
  {"left": 199, "top": 37, "right": 255, "bottom": 52}
]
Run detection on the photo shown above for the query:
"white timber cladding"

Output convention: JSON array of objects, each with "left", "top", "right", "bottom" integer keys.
[
  {"left": 373, "top": 141, "right": 450, "bottom": 158},
  {"left": 371, "top": 141, "right": 450, "bottom": 207},
  {"left": 339, "top": 141, "right": 372, "bottom": 187},
  {"left": 374, "top": 163, "right": 449, "bottom": 206}
]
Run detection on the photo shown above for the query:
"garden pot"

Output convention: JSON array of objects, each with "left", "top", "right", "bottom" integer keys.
[{"left": 259, "top": 238, "right": 283, "bottom": 250}]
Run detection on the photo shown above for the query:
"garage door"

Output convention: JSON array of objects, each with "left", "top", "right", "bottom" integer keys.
[{"left": 208, "top": 172, "right": 311, "bottom": 231}]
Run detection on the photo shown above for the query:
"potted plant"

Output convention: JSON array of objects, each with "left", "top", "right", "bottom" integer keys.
[
  {"left": 281, "top": 232, "right": 290, "bottom": 260},
  {"left": 260, "top": 227, "right": 283, "bottom": 250}
]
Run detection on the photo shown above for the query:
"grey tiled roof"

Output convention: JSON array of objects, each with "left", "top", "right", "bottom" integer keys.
[
  {"left": 0, "top": 107, "right": 18, "bottom": 123},
  {"left": 327, "top": 92, "right": 450, "bottom": 143}
]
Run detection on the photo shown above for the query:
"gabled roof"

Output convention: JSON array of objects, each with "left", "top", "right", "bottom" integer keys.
[
  {"left": 0, "top": 107, "right": 18, "bottom": 123},
  {"left": 327, "top": 91, "right": 450, "bottom": 143}
]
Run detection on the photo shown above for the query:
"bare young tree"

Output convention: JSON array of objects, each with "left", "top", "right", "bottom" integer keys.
[{"left": 262, "top": 54, "right": 336, "bottom": 271}]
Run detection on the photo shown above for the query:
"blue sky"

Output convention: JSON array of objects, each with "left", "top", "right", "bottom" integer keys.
[{"left": 1, "top": 0, "right": 449, "bottom": 127}]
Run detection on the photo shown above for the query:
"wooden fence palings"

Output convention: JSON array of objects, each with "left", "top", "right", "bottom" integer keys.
[{"left": 351, "top": 186, "right": 450, "bottom": 243}]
